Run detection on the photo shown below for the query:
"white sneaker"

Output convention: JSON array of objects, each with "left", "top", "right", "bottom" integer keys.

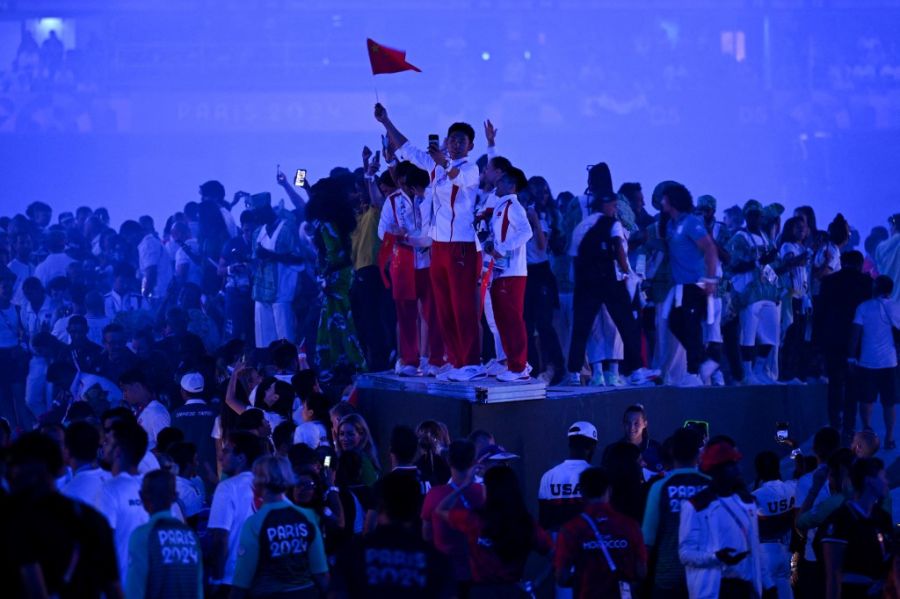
[
  {"left": 435, "top": 365, "right": 457, "bottom": 381},
  {"left": 711, "top": 370, "right": 726, "bottom": 386},
  {"left": 422, "top": 363, "right": 444, "bottom": 377},
  {"left": 699, "top": 359, "right": 719, "bottom": 386},
  {"left": 448, "top": 364, "right": 488, "bottom": 382},
  {"left": 752, "top": 365, "right": 779, "bottom": 385},
  {"left": 628, "top": 367, "right": 660, "bottom": 386},
  {"left": 588, "top": 371, "right": 606, "bottom": 387},
  {"left": 606, "top": 373, "right": 627, "bottom": 387},
  {"left": 484, "top": 359, "right": 508, "bottom": 377},
  {"left": 564, "top": 372, "right": 582, "bottom": 386},
  {"left": 397, "top": 364, "right": 419, "bottom": 377},
  {"left": 678, "top": 373, "right": 704, "bottom": 387},
  {"left": 497, "top": 368, "right": 531, "bottom": 382}
]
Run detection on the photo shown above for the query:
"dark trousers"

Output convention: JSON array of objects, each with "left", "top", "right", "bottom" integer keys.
[
  {"left": 860, "top": 366, "right": 897, "bottom": 405},
  {"left": 723, "top": 315, "right": 744, "bottom": 382},
  {"left": 223, "top": 286, "right": 254, "bottom": 344},
  {"left": 667, "top": 284, "right": 708, "bottom": 375},
  {"left": 651, "top": 583, "right": 690, "bottom": 599},
  {"left": 642, "top": 304, "right": 657, "bottom": 368},
  {"left": 524, "top": 261, "right": 564, "bottom": 374},
  {"left": 567, "top": 278, "right": 641, "bottom": 374},
  {"left": 350, "top": 265, "right": 395, "bottom": 372},
  {"left": 780, "top": 298, "right": 810, "bottom": 381},
  {"left": 825, "top": 347, "right": 858, "bottom": 434},
  {"left": 718, "top": 578, "right": 757, "bottom": 599},
  {"left": 0, "top": 346, "right": 29, "bottom": 430},
  {"left": 797, "top": 558, "right": 824, "bottom": 599}
]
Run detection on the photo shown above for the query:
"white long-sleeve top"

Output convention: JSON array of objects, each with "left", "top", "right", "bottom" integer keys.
[
  {"left": 488, "top": 194, "right": 532, "bottom": 279},
  {"left": 396, "top": 141, "right": 480, "bottom": 243},
  {"left": 679, "top": 492, "right": 771, "bottom": 599},
  {"left": 377, "top": 189, "right": 433, "bottom": 269}
]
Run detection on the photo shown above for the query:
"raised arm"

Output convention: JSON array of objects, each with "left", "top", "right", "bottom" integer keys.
[
  {"left": 276, "top": 168, "right": 309, "bottom": 219},
  {"left": 362, "top": 147, "right": 386, "bottom": 209},
  {"left": 374, "top": 103, "right": 409, "bottom": 153}
]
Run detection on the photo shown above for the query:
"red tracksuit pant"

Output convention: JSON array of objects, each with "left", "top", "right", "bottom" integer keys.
[
  {"left": 430, "top": 241, "right": 481, "bottom": 368},
  {"left": 395, "top": 268, "right": 445, "bottom": 366},
  {"left": 490, "top": 275, "right": 528, "bottom": 373}
]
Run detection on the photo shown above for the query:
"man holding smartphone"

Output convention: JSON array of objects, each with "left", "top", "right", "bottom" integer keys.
[{"left": 375, "top": 103, "right": 484, "bottom": 380}]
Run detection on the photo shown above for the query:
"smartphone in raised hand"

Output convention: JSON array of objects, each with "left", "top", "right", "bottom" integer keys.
[
  {"left": 775, "top": 421, "right": 790, "bottom": 444},
  {"left": 294, "top": 169, "right": 307, "bottom": 187}
]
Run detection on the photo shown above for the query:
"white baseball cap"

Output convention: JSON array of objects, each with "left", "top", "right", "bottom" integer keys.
[
  {"left": 568, "top": 421, "right": 598, "bottom": 441},
  {"left": 180, "top": 372, "right": 205, "bottom": 394}
]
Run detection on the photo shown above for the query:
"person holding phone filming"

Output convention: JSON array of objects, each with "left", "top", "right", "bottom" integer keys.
[
  {"left": 375, "top": 103, "right": 484, "bottom": 381},
  {"left": 678, "top": 441, "right": 773, "bottom": 599}
]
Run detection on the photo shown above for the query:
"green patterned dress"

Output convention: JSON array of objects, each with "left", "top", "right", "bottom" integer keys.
[{"left": 313, "top": 221, "right": 366, "bottom": 373}]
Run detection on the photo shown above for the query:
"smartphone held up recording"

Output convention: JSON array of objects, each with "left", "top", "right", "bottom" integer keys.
[
  {"left": 294, "top": 169, "right": 307, "bottom": 187},
  {"left": 775, "top": 421, "right": 790, "bottom": 444},
  {"left": 428, "top": 133, "right": 440, "bottom": 149}
]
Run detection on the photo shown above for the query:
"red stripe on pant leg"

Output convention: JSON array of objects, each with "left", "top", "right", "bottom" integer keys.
[
  {"left": 429, "top": 243, "right": 461, "bottom": 367},
  {"left": 448, "top": 243, "right": 482, "bottom": 366},
  {"left": 491, "top": 276, "right": 528, "bottom": 373},
  {"left": 395, "top": 298, "right": 420, "bottom": 366},
  {"left": 417, "top": 268, "right": 444, "bottom": 366}
]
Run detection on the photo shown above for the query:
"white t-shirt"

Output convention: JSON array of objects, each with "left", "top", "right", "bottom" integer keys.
[
  {"left": 175, "top": 239, "right": 204, "bottom": 286},
  {"left": 537, "top": 459, "right": 591, "bottom": 502},
  {"left": 61, "top": 466, "right": 110, "bottom": 506},
  {"left": 795, "top": 469, "right": 830, "bottom": 561},
  {"left": 97, "top": 472, "right": 148, "bottom": 586},
  {"left": 752, "top": 479, "right": 797, "bottom": 546},
  {"left": 138, "top": 234, "right": 173, "bottom": 299},
  {"left": 176, "top": 475, "right": 205, "bottom": 518},
  {"left": 293, "top": 421, "right": 329, "bottom": 448},
  {"left": 854, "top": 298, "right": 900, "bottom": 369},
  {"left": 138, "top": 450, "right": 161, "bottom": 474},
  {"left": 207, "top": 470, "right": 256, "bottom": 584},
  {"left": 86, "top": 314, "right": 110, "bottom": 345},
  {"left": 526, "top": 211, "right": 551, "bottom": 265},
  {"left": 7, "top": 258, "right": 32, "bottom": 306},
  {"left": 138, "top": 399, "right": 172, "bottom": 449},
  {"left": 33, "top": 252, "right": 75, "bottom": 286}
]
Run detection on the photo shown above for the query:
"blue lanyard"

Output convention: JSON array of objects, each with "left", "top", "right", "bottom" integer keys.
[
  {"left": 579, "top": 513, "right": 617, "bottom": 572},
  {"left": 449, "top": 481, "right": 471, "bottom": 510}
]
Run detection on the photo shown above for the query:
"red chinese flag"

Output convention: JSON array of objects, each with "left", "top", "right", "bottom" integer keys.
[{"left": 367, "top": 38, "right": 421, "bottom": 75}]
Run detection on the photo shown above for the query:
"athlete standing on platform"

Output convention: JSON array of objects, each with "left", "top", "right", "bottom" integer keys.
[
  {"left": 484, "top": 167, "right": 534, "bottom": 382},
  {"left": 377, "top": 165, "right": 423, "bottom": 376},
  {"left": 375, "top": 103, "right": 485, "bottom": 381}
]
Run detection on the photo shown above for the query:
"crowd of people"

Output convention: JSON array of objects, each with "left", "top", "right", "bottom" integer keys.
[
  {"left": 2, "top": 392, "right": 899, "bottom": 598},
  {"left": 0, "top": 104, "right": 900, "bottom": 597}
]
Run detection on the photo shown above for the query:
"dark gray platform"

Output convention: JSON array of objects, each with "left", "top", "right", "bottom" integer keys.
[{"left": 356, "top": 374, "right": 828, "bottom": 509}]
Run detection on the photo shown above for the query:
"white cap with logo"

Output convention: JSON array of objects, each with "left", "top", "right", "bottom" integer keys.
[
  {"left": 567, "top": 421, "right": 598, "bottom": 441},
  {"left": 180, "top": 372, "right": 205, "bottom": 394}
]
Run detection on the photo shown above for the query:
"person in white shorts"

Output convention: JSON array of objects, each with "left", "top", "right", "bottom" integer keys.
[
  {"left": 696, "top": 195, "right": 729, "bottom": 385},
  {"left": 726, "top": 200, "right": 782, "bottom": 385}
]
